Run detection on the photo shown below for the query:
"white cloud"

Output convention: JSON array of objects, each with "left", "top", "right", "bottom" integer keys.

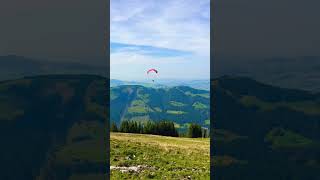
[
  {"left": 110, "top": 0, "right": 210, "bottom": 80},
  {"left": 111, "top": 0, "right": 210, "bottom": 56}
]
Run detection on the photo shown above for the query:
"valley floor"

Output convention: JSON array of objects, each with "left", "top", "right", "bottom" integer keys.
[{"left": 110, "top": 132, "right": 210, "bottom": 179}]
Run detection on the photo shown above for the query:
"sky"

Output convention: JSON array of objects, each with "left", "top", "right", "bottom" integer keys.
[
  {"left": 110, "top": 0, "right": 210, "bottom": 81},
  {"left": 214, "top": 0, "right": 320, "bottom": 59},
  {"left": 213, "top": 0, "right": 320, "bottom": 90},
  {"left": 0, "top": 0, "right": 107, "bottom": 64}
]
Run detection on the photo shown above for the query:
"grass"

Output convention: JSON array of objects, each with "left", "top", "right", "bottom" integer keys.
[
  {"left": 214, "top": 129, "right": 247, "bottom": 143},
  {"left": 54, "top": 121, "right": 105, "bottom": 165},
  {"left": 265, "top": 128, "right": 316, "bottom": 149},
  {"left": 240, "top": 95, "right": 320, "bottom": 115},
  {"left": 213, "top": 156, "right": 247, "bottom": 167},
  {"left": 131, "top": 100, "right": 146, "bottom": 106},
  {"left": 110, "top": 132, "right": 210, "bottom": 179},
  {"left": 127, "top": 100, "right": 155, "bottom": 114},
  {"left": 128, "top": 106, "right": 148, "bottom": 114},
  {"left": 66, "top": 121, "right": 103, "bottom": 143},
  {"left": 126, "top": 116, "right": 150, "bottom": 122},
  {"left": 137, "top": 91, "right": 150, "bottom": 102},
  {"left": 193, "top": 102, "right": 208, "bottom": 110},
  {"left": 166, "top": 110, "right": 186, "bottom": 115},
  {"left": 153, "top": 107, "right": 162, "bottom": 112},
  {"left": 169, "top": 101, "right": 186, "bottom": 107},
  {"left": 55, "top": 139, "right": 105, "bottom": 165},
  {"left": 185, "top": 91, "right": 210, "bottom": 99}
]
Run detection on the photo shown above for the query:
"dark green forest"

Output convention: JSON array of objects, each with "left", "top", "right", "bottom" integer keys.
[{"left": 111, "top": 120, "right": 208, "bottom": 138}]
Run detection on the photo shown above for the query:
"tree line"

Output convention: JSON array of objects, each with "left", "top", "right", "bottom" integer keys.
[{"left": 111, "top": 120, "right": 209, "bottom": 138}]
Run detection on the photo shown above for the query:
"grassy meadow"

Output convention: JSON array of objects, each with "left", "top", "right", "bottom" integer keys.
[{"left": 110, "top": 132, "right": 210, "bottom": 179}]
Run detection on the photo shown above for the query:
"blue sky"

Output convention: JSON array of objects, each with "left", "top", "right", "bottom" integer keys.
[{"left": 111, "top": 0, "right": 210, "bottom": 81}]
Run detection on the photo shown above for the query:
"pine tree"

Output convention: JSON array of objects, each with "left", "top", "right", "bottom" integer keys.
[
  {"left": 110, "top": 122, "right": 118, "bottom": 132},
  {"left": 119, "top": 120, "right": 180, "bottom": 137},
  {"left": 188, "top": 123, "right": 202, "bottom": 138},
  {"left": 120, "top": 120, "right": 129, "bottom": 133}
]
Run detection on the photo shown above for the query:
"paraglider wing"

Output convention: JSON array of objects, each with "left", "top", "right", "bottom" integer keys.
[
  {"left": 147, "top": 68, "right": 158, "bottom": 83},
  {"left": 147, "top": 68, "right": 158, "bottom": 74}
]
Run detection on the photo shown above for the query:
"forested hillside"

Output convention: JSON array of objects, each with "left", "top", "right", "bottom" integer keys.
[{"left": 110, "top": 85, "right": 210, "bottom": 132}]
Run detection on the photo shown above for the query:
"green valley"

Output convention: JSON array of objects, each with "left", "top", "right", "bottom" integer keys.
[{"left": 110, "top": 85, "right": 210, "bottom": 133}]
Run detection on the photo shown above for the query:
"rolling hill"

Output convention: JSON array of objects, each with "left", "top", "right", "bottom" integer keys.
[{"left": 110, "top": 85, "right": 210, "bottom": 131}]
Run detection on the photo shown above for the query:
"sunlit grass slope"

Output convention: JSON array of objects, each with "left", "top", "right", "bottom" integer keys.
[{"left": 110, "top": 132, "right": 210, "bottom": 179}]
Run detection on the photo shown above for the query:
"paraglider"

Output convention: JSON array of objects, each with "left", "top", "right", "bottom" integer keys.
[{"left": 147, "top": 68, "right": 158, "bottom": 82}]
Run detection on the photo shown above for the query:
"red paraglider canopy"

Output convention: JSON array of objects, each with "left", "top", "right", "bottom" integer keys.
[{"left": 147, "top": 68, "right": 158, "bottom": 74}]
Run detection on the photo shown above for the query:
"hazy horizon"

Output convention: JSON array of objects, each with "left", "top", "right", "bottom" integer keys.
[{"left": 111, "top": 77, "right": 210, "bottom": 82}]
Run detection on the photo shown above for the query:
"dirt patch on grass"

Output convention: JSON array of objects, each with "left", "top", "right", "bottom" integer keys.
[{"left": 110, "top": 165, "right": 155, "bottom": 173}]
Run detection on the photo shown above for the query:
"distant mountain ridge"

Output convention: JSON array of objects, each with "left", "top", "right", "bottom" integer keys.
[
  {"left": 111, "top": 79, "right": 210, "bottom": 90},
  {"left": 0, "top": 55, "right": 108, "bottom": 80},
  {"left": 215, "top": 56, "right": 320, "bottom": 92}
]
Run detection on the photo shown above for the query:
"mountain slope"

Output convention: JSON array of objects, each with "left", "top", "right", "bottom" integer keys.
[
  {"left": 110, "top": 132, "right": 210, "bottom": 179},
  {"left": 213, "top": 76, "right": 320, "bottom": 180},
  {"left": 0, "top": 75, "right": 107, "bottom": 180},
  {"left": 110, "top": 85, "right": 210, "bottom": 130}
]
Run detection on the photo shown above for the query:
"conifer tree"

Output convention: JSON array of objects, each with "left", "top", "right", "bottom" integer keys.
[
  {"left": 110, "top": 122, "right": 118, "bottom": 132},
  {"left": 188, "top": 123, "right": 202, "bottom": 138}
]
